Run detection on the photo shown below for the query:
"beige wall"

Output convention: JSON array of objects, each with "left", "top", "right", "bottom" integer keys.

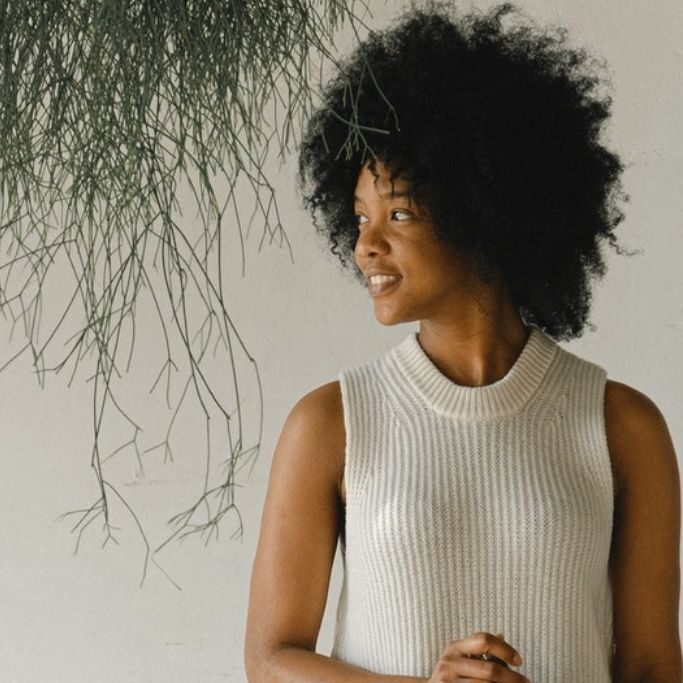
[{"left": 1, "top": 1, "right": 681, "bottom": 681}]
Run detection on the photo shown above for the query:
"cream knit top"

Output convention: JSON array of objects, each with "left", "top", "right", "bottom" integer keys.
[{"left": 330, "top": 325, "right": 615, "bottom": 682}]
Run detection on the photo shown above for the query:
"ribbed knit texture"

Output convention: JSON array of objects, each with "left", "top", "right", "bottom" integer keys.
[{"left": 330, "top": 325, "right": 614, "bottom": 682}]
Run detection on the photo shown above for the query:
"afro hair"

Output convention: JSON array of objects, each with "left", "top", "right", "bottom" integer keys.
[{"left": 296, "top": 1, "right": 633, "bottom": 340}]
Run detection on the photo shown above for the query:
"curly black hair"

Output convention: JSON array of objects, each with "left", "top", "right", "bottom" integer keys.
[{"left": 296, "top": 1, "right": 634, "bottom": 340}]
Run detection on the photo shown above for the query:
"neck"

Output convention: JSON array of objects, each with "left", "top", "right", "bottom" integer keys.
[{"left": 417, "top": 281, "right": 529, "bottom": 388}]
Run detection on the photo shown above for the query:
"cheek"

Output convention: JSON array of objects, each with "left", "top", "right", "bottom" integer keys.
[{"left": 408, "top": 243, "right": 458, "bottom": 282}]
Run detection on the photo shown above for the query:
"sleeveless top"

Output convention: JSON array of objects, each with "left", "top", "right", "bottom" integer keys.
[{"left": 330, "top": 325, "right": 615, "bottom": 682}]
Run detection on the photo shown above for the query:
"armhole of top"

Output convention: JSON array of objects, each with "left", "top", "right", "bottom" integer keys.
[
  {"left": 337, "top": 366, "right": 375, "bottom": 506},
  {"left": 337, "top": 369, "right": 351, "bottom": 503},
  {"left": 594, "top": 365, "right": 617, "bottom": 505}
]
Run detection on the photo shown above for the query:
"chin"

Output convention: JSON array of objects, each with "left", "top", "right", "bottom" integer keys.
[
  {"left": 373, "top": 306, "right": 415, "bottom": 327},
  {"left": 373, "top": 310, "right": 398, "bottom": 326}
]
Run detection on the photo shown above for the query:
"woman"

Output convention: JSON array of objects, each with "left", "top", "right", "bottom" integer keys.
[{"left": 245, "top": 4, "right": 681, "bottom": 682}]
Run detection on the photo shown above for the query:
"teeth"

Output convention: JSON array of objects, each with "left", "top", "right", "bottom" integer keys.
[{"left": 369, "top": 274, "right": 400, "bottom": 285}]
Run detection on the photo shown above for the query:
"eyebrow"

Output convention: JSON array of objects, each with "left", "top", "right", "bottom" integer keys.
[{"left": 353, "top": 190, "right": 411, "bottom": 203}]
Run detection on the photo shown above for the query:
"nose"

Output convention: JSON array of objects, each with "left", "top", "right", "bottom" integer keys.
[{"left": 354, "top": 220, "right": 390, "bottom": 260}]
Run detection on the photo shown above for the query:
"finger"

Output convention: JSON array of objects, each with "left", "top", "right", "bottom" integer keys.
[
  {"left": 470, "top": 633, "right": 508, "bottom": 667},
  {"left": 457, "top": 655, "right": 530, "bottom": 682},
  {"left": 460, "top": 631, "right": 524, "bottom": 668},
  {"left": 464, "top": 652, "right": 509, "bottom": 668},
  {"left": 469, "top": 652, "right": 510, "bottom": 668}
]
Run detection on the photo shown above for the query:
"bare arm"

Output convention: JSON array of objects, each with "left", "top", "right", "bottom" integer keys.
[
  {"left": 244, "top": 380, "right": 426, "bottom": 683},
  {"left": 605, "top": 380, "right": 682, "bottom": 683}
]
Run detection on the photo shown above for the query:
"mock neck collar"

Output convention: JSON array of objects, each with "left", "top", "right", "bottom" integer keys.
[{"left": 388, "top": 325, "right": 559, "bottom": 419}]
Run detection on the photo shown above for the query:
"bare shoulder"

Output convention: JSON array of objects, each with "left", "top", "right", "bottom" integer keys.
[
  {"left": 292, "top": 380, "right": 344, "bottom": 422},
  {"left": 289, "top": 380, "right": 346, "bottom": 501},
  {"left": 244, "top": 380, "right": 346, "bottom": 665},
  {"left": 291, "top": 380, "right": 344, "bottom": 446},
  {"left": 603, "top": 381, "right": 682, "bottom": 681},
  {"left": 604, "top": 379, "right": 671, "bottom": 435},
  {"left": 604, "top": 378, "right": 666, "bottom": 428},
  {"left": 604, "top": 379, "right": 679, "bottom": 496}
]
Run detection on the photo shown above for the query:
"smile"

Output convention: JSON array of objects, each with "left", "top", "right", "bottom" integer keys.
[{"left": 368, "top": 276, "right": 401, "bottom": 297}]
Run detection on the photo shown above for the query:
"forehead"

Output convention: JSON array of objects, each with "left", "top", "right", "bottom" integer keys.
[{"left": 354, "top": 161, "right": 412, "bottom": 202}]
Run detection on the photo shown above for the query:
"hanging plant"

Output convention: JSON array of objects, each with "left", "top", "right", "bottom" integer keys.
[{"left": 0, "top": 0, "right": 393, "bottom": 585}]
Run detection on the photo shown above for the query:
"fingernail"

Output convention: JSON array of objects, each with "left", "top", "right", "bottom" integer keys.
[{"left": 514, "top": 653, "right": 523, "bottom": 665}]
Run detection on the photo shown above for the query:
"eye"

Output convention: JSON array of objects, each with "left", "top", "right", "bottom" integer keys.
[{"left": 354, "top": 210, "right": 412, "bottom": 227}]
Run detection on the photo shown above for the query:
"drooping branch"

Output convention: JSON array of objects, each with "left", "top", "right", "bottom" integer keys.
[{"left": 0, "top": 0, "right": 393, "bottom": 585}]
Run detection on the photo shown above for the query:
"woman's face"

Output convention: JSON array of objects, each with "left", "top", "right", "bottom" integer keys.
[{"left": 353, "top": 159, "right": 481, "bottom": 327}]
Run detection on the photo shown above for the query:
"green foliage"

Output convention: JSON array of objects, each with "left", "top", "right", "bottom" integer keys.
[{"left": 0, "top": 0, "right": 378, "bottom": 585}]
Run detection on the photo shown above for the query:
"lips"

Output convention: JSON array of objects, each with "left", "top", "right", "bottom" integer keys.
[{"left": 367, "top": 275, "right": 401, "bottom": 297}]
